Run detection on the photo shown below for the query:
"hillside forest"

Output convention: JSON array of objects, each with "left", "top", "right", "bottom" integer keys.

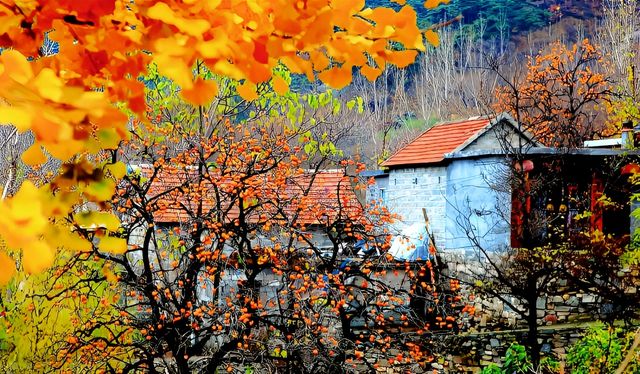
[{"left": 321, "top": 0, "right": 639, "bottom": 167}]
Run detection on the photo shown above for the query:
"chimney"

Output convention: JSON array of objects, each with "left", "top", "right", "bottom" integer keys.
[{"left": 622, "top": 120, "right": 635, "bottom": 149}]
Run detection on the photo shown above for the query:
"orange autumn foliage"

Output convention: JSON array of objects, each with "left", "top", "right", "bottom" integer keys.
[
  {"left": 0, "top": 0, "right": 446, "bottom": 279},
  {"left": 494, "top": 39, "right": 612, "bottom": 148}
]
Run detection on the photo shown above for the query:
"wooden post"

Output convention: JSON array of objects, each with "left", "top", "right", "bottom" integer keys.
[{"left": 422, "top": 208, "right": 438, "bottom": 267}]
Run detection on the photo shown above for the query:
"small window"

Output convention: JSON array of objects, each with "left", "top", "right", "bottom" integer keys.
[{"left": 380, "top": 188, "right": 387, "bottom": 204}]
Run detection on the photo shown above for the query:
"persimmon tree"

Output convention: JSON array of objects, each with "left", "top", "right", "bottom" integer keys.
[
  {"left": 26, "top": 72, "right": 467, "bottom": 373},
  {"left": 494, "top": 39, "right": 613, "bottom": 148},
  {"left": 0, "top": 0, "right": 449, "bottom": 281}
]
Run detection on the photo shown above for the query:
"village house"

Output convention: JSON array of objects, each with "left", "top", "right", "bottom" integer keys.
[
  {"left": 122, "top": 165, "right": 365, "bottom": 310},
  {"left": 367, "top": 114, "right": 639, "bottom": 255}
]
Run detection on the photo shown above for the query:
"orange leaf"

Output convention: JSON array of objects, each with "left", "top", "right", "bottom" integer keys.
[
  {"left": 387, "top": 50, "right": 417, "bottom": 68},
  {"left": 424, "top": 0, "right": 450, "bottom": 9},
  {"left": 0, "top": 252, "right": 15, "bottom": 285},
  {"left": 181, "top": 78, "right": 218, "bottom": 106},
  {"left": 318, "top": 65, "right": 353, "bottom": 89},
  {"left": 237, "top": 81, "right": 258, "bottom": 101},
  {"left": 23, "top": 241, "right": 54, "bottom": 274},
  {"left": 0, "top": 49, "right": 33, "bottom": 84},
  {"left": 271, "top": 75, "right": 289, "bottom": 95},
  {"left": 424, "top": 29, "right": 439, "bottom": 47},
  {"left": 22, "top": 144, "right": 47, "bottom": 166},
  {"left": 361, "top": 65, "right": 382, "bottom": 82}
]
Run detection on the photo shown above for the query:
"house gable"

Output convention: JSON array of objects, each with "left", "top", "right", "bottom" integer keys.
[{"left": 381, "top": 113, "right": 536, "bottom": 168}]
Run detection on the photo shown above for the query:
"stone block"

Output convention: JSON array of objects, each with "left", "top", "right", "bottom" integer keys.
[{"left": 626, "top": 287, "right": 637, "bottom": 294}]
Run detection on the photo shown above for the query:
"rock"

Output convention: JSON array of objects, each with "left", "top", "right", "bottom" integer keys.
[
  {"left": 582, "top": 295, "right": 596, "bottom": 303},
  {"left": 537, "top": 310, "right": 546, "bottom": 317},
  {"left": 536, "top": 297, "right": 546, "bottom": 309},
  {"left": 567, "top": 296, "right": 580, "bottom": 306},
  {"left": 562, "top": 294, "right": 570, "bottom": 301},
  {"left": 626, "top": 287, "right": 637, "bottom": 294},
  {"left": 552, "top": 347, "right": 566, "bottom": 355},
  {"left": 552, "top": 296, "right": 564, "bottom": 303}
]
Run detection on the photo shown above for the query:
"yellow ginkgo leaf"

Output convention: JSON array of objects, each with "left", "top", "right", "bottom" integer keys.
[
  {"left": 237, "top": 81, "right": 259, "bottom": 101},
  {"left": 22, "top": 144, "right": 47, "bottom": 166},
  {"left": 99, "top": 236, "right": 128, "bottom": 254},
  {"left": 0, "top": 49, "right": 33, "bottom": 84},
  {"left": 181, "top": 78, "right": 219, "bottom": 105},
  {"left": 74, "top": 211, "right": 121, "bottom": 231},
  {"left": 0, "top": 106, "right": 33, "bottom": 132},
  {"left": 424, "top": 29, "right": 440, "bottom": 47},
  {"left": 51, "top": 227, "right": 92, "bottom": 252},
  {"left": 0, "top": 181, "right": 47, "bottom": 248},
  {"left": 271, "top": 75, "right": 289, "bottom": 95},
  {"left": 0, "top": 252, "right": 15, "bottom": 285},
  {"left": 85, "top": 178, "right": 117, "bottom": 201},
  {"left": 424, "top": 0, "right": 450, "bottom": 9},
  {"left": 23, "top": 241, "right": 54, "bottom": 274},
  {"left": 105, "top": 161, "right": 127, "bottom": 179},
  {"left": 154, "top": 54, "right": 194, "bottom": 90}
]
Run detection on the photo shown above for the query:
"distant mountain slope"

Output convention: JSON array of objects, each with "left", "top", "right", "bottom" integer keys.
[{"left": 366, "top": 0, "right": 601, "bottom": 40}]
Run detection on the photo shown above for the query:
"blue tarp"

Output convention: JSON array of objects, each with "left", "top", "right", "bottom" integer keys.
[{"left": 388, "top": 223, "right": 432, "bottom": 262}]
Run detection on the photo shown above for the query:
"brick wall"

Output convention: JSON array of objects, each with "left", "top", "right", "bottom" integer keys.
[{"left": 385, "top": 166, "right": 448, "bottom": 250}]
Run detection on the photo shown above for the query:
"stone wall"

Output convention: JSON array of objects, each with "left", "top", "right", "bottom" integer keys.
[
  {"left": 439, "top": 326, "right": 587, "bottom": 373},
  {"left": 432, "top": 253, "right": 640, "bottom": 372}
]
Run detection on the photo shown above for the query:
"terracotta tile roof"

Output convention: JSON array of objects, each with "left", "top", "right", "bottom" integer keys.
[
  {"left": 135, "top": 165, "right": 362, "bottom": 226},
  {"left": 381, "top": 118, "right": 491, "bottom": 167},
  {"left": 287, "top": 171, "right": 363, "bottom": 226}
]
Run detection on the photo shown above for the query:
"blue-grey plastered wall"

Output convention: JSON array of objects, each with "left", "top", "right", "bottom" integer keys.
[{"left": 445, "top": 157, "right": 512, "bottom": 254}]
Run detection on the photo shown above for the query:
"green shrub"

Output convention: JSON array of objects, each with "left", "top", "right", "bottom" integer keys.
[{"left": 567, "top": 323, "right": 638, "bottom": 374}]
